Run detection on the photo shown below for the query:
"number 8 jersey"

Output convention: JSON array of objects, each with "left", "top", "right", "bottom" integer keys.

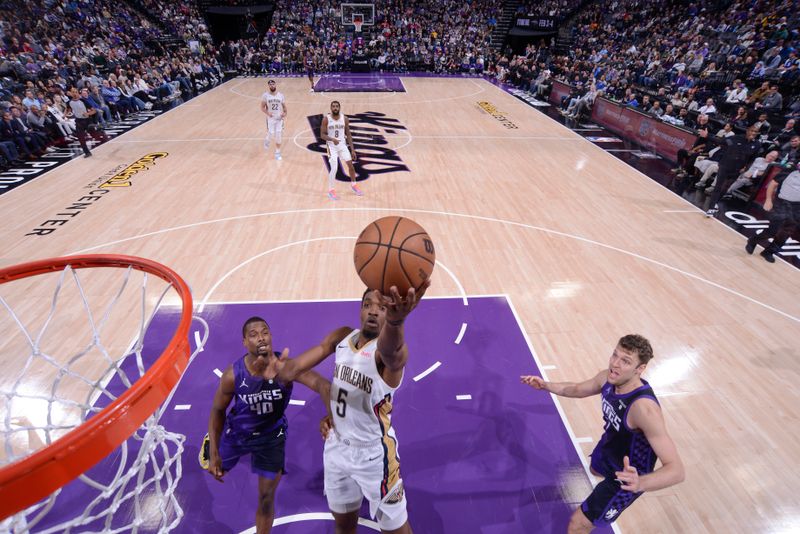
[
  {"left": 326, "top": 113, "right": 346, "bottom": 149},
  {"left": 225, "top": 355, "right": 293, "bottom": 440},
  {"left": 330, "top": 330, "right": 400, "bottom": 444}
]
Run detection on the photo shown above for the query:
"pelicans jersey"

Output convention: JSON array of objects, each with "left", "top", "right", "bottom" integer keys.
[
  {"left": 329, "top": 329, "right": 399, "bottom": 443},
  {"left": 325, "top": 113, "right": 351, "bottom": 160},
  {"left": 324, "top": 329, "right": 407, "bottom": 530},
  {"left": 262, "top": 91, "right": 285, "bottom": 120}
]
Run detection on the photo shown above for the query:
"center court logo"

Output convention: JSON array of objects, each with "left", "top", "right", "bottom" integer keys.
[
  {"left": 26, "top": 152, "right": 168, "bottom": 236},
  {"left": 306, "top": 112, "right": 410, "bottom": 182}
]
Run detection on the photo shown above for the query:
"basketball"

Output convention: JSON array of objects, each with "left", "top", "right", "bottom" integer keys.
[{"left": 354, "top": 216, "right": 435, "bottom": 295}]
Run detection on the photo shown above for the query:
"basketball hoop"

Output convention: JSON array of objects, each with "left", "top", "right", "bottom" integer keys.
[
  {"left": 353, "top": 14, "right": 364, "bottom": 33},
  {"left": 0, "top": 254, "right": 207, "bottom": 530}
]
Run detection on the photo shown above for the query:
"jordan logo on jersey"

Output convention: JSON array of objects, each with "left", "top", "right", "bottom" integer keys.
[{"left": 604, "top": 508, "right": 619, "bottom": 521}]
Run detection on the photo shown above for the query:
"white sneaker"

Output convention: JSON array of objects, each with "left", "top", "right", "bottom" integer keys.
[
  {"left": 705, "top": 206, "right": 718, "bottom": 218},
  {"left": 275, "top": 152, "right": 282, "bottom": 161},
  {"left": 263, "top": 138, "right": 270, "bottom": 150}
]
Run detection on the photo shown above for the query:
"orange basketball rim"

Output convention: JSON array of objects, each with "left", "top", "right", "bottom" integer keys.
[{"left": 0, "top": 254, "right": 193, "bottom": 519}]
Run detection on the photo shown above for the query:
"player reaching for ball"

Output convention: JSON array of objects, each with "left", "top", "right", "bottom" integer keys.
[
  {"left": 320, "top": 100, "right": 362, "bottom": 200},
  {"left": 521, "top": 335, "right": 684, "bottom": 533},
  {"left": 313, "top": 281, "right": 430, "bottom": 534}
]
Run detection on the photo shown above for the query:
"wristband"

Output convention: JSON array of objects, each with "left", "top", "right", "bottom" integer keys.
[{"left": 386, "top": 318, "right": 404, "bottom": 327}]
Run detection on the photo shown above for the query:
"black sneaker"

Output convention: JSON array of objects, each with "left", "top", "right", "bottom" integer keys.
[
  {"left": 745, "top": 239, "right": 756, "bottom": 255},
  {"left": 760, "top": 250, "right": 775, "bottom": 263},
  {"left": 199, "top": 433, "right": 210, "bottom": 469}
]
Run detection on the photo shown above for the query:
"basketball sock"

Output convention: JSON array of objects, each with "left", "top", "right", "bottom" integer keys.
[{"left": 328, "top": 156, "right": 338, "bottom": 190}]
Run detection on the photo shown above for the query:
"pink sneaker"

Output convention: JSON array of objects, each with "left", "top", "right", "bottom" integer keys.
[
  {"left": 327, "top": 189, "right": 339, "bottom": 201},
  {"left": 350, "top": 183, "right": 364, "bottom": 196}
]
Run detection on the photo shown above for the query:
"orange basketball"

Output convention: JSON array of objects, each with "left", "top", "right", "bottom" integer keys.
[{"left": 354, "top": 216, "right": 435, "bottom": 295}]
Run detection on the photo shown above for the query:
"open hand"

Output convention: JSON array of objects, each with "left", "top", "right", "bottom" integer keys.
[
  {"left": 379, "top": 278, "right": 431, "bottom": 325},
  {"left": 520, "top": 375, "right": 547, "bottom": 390},
  {"left": 615, "top": 456, "right": 640, "bottom": 492}
]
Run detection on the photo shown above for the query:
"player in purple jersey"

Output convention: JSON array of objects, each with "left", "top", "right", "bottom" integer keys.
[
  {"left": 305, "top": 50, "right": 315, "bottom": 92},
  {"left": 521, "top": 334, "right": 684, "bottom": 533},
  {"left": 202, "top": 316, "right": 339, "bottom": 533}
]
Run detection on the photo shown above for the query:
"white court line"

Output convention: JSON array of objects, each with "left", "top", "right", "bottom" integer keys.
[
  {"left": 485, "top": 80, "right": 788, "bottom": 263},
  {"left": 506, "top": 294, "right": 620, "bottom": 534},
  {"left": 71, "top": 206, "right": 800, "bottom": 324},
  {"left": 213, "top": 368, "right": 223, "bottom": 378},
  {"left": 194, "top": 237, "right": 468, "bottom": 313},
  {"left": 193, "top": 293, "right": 503, "bottom": 307},
  {"left": 413, "top": 361, "right": 442, "bottom": 382},
  {"left": 575, "top": 437, "right": 594, "bottom": 443},
  {"left": 454, "top": 323, "right": 467, "bottom": 344},
  {"left": 115, "top": 134, "right": 581, "bottom": 144},
  {"left": 240, "top": 512, "right": 380, "bottom": 532},
  {"left": 174, "top": 404, "right": 191, "bottom": 411},
  {"left": 456, "top": 394, "right": 472, "bottom": 400},
  {"left": 194, "top": 330, "right": 204, "bottom": 351},
  {"left": 541, "top": 365, "right": 557, "bottom": 370},
  {"left": 435, "top": 259, "right": 468, "bottom": 306},
  {"left": 289, "top": 399, "right": 306, "bottom": 406},
  {"left": 229, "top": 76, "right": 487, "bottom": 106}
]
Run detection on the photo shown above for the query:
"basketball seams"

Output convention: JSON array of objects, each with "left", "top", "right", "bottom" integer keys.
[
  {"left": 354, "top": 216, "right": 435, "bottom": 294},
  {"left": 380, "top": 217, "right": 403, "bottom": 293},
  {"left": 355, "top": 221, "right": 384, "bottom": 276},
  {"left": 353, "top": 240, "right": 435, "bottom": 266}
]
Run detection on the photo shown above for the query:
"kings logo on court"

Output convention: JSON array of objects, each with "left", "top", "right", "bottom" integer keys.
[{"left": 306, "top": 112, "right": 410, "bottom": 182}]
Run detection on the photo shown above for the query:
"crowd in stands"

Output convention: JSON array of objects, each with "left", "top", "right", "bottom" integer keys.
[
  {"left": 492, "top": 0, "right": 799, "bottom": 201},
  {"left": 2, "top": 0, "right": 799, "bottom": 195},
  {"left": 0, "top": 0, "right": 223, "bottom": 167},
  {"left": 517, "top": 0, "right": 585, "bottom": 21},
  {"left": 220, "top": 0, "right": 501, "bottom": 75}
]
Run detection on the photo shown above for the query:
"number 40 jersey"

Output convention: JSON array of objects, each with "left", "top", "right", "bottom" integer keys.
[{"left": 224, "top": 355, "right": 293, "bottom": 440}]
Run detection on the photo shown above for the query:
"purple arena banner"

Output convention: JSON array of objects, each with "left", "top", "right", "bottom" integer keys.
[{"left": 591, "top": 97, "right": 697, "bottom": 162}]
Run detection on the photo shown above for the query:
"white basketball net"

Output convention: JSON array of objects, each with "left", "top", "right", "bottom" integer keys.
[{"left": 0, "top": 263, "right": 207, "bottom": 533}]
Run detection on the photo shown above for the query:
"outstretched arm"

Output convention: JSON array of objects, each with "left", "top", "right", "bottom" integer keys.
[
  {"left": 207, "top": 366, "right": 235, "bottom": 482},
  {"left": 520, "top": 369, "right": 607, "bottom": 398},
  {"left": 276, "top": 326, "right": 353, "bottom": 383},
  {"left": 376, "top": 279, "right": 432, "bottom": 387},
  {"left": 615, "top": 399, "right": 685, "bottom": 492}
]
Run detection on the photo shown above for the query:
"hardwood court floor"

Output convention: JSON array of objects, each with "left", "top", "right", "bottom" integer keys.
[{"left": 2, "top": 77, "right": 799, "bottom": 533}]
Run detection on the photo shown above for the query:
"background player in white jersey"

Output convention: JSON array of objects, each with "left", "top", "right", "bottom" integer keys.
[
  {"left": 260, "top": 79, "right": 286, "bottom": 160},
  {"left": 317, "top": 282, "right": 430, "bottom": 533},
  {"left": 320, "top": 100, "right": 363, "bottom": 200}
]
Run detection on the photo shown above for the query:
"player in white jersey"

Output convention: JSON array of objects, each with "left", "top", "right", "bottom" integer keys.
[
  {"left": 316, "top": 282, "right": 430, "bottom": 533},
  {"left": 319, "top": 100, "right": 363, "bottom": 200},
  {"left": 260, "top": 79, "right": 287, "bottom": 160}
]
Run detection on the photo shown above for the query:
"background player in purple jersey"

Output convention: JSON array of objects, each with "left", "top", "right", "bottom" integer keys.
[
  {"left": 202, "top": 316, "right": 341, "bottom": 533},
  {"left": 521, "top": 334, "right": 684, "bottom": 533},
  {"left": 305, "top": 49, "right": 316, "bottom": 92}
]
